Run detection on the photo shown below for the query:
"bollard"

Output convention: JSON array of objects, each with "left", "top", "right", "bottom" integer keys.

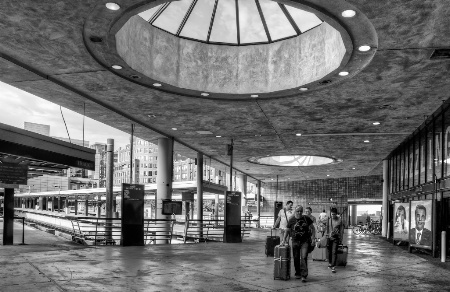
[{"left": 442, "top": 231, "right": 447, "bottom": 263}]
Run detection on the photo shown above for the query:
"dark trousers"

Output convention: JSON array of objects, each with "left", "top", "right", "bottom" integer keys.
[
  {"left": 292, "top": 241, "right": 309, "bottom": 277},
  {"left": 327, "top": 239, "right": 339, "bottom": 267}
]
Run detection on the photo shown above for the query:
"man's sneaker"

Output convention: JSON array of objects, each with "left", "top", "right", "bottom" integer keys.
[
  {"left": 328, "top": 264, "right": 332, "bottom": 269},
  {"left": 301, "top": 277, "right": 307, "bottom": 282},
  {"left": 331, "top": 267, "right": 336, "bottom": 273}
]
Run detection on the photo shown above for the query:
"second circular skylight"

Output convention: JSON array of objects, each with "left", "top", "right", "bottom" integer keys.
[{"left": 138, "top": 0, "right": 323, "bottom": 45}]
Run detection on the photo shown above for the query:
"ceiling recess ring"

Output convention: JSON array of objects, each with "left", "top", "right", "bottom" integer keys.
[{"left": 83, "top": 0, "right": 378, "bottom": 100}]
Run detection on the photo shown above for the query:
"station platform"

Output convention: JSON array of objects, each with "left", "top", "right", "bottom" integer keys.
[{"left": 1, "top": 223, "right": 449, "bottom": 292}]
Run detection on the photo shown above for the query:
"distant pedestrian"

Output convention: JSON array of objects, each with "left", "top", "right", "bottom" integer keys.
[
  {"left": 327, "top": 207, "right": 344, "bottom": 273},
  {"left": 317, "top": 209, "right": 328, "bottom": 236},
  {"left": 273, "top": 200, "right": 294, "bottom": 239}
]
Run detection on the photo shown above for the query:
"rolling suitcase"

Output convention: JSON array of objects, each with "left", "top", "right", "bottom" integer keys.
[
  {"left": 336, "top": 245, "right": 348, "bottom": 267},
  {"left": 311, "top": 240, "right": 328, "bottom": 261},
  {"left": 274, "top": 244, "right": 290, "bottom": 280},
  {"left": 265, "top": 229, "right": 280, "bottom": 257}
]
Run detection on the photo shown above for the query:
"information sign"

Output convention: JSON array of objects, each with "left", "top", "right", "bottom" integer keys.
[
  {"left": 0, "top": 162, "right": 28, "bottom": 185},
  {"left": 121, "top": 183, "right": 144, "bottom": 246}
]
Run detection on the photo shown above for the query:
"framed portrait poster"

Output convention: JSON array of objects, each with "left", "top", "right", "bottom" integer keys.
[
  {"left": 393, "top": 202, "right": 409, "bottom": 241},
  {"left": 409, "top": 200, "right": 432, "bottom": 249}
]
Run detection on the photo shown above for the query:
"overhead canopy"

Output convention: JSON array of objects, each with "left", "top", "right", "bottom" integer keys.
[{"left": 0, "top": 122, "right": 95, "bottom": 174}]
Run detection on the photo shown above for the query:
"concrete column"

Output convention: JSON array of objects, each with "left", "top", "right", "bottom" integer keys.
[
  {"left": 57, "top": 196, "right": 61, "bottom": 212},
  {"left": 2, "top": 188, "right": 14, "bottom": 245},
  {"left": 85, "top": 199, "right": 88, "bottom": 216},
  {"left": 351, "top": 205, "right": 357, "bottom": 226},
  {"left": 74, "top": 196, "right": 78, "bottom": 215},
  {"left": 105, "top": 139, "right": 114, "bottom": 238},
  {"left": 236, "top": 174, "right": 246, "bottom": 214},
  {"left": 51, "top": 196, "right": 54, "bottom": 212},
  {"left": 39, "top": 197, "right": 43, "bottom": 210},
  {"left": 215, "top": 194, "right": 219, "bottom": 221},
  {"left": 196, "top": 153, "right": 204, "bottom": 221},
  {"left": 382, "top": 159, "right": 389, "bottom": 237},
  {"left": 257, "top": 181, "right": 261, "bottom": 227},
  {"left": 97, "top": 199, "right": 101, "bottom": 218},
  {"left": 64, "top": 197, "right": 68, "bottom": 213},
  {"left": 156, "top": 137, "right": 174, "bottom": 244}
]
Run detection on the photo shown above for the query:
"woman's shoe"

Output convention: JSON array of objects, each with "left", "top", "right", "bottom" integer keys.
[
  {"left": 328, "top": 264, "right": 332, "bottom": 268},
  {"left": 331, "top": 267, "right": 336, "bottom": 273}
]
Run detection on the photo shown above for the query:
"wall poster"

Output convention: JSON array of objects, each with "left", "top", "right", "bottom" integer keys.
[
  {"left": 409, "top": 200, "right": 432, "bottom": 248},
  {"left": 393, "top": 202, "right": 409, "bottom": 241}
]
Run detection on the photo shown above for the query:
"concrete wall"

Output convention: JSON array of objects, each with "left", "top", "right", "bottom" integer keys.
[{"left": 116, "top": 16, "right": 346, "bottom": 94}]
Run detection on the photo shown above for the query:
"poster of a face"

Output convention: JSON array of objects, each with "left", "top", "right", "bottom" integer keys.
[
  {"left": 409, "top": 200, "right": 432, "bottom": 247},
  {"left": 393, "top": 202, "right": 409, "bottom": 241}
]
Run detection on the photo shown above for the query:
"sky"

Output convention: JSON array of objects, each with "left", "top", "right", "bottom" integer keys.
[{"left": 0, "top": 81, "right": 130, "bottom": 148}]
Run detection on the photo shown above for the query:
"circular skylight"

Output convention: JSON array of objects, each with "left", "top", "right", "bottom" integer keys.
[
  {"left": 138, "top": 0, "right": 323, "bottom": 45},
  {"left": 248, "top": 155, "right": 338, "bottom": 167}
]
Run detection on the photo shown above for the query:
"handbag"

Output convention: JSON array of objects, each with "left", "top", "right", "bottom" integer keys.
[{"left": 317, "top": 235, "right": 329, "bottom": 248}]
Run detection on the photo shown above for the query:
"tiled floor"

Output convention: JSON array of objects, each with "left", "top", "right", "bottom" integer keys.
[{"left": 1, "top": 222, "right": 449, "bottom": 291}]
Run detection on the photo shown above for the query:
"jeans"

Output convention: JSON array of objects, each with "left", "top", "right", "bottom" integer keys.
[
  {"left": 327, "top": 239, "right": 339, "bottom": 267},
  {"left": 292, "top": 240, "right": 309, "bottom": 277}
]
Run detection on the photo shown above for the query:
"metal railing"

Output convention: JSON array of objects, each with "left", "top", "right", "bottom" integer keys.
[
  {"left": 67, "top": 216, "right": 121, "bottom": 245},
  {"left": 144, "top": 219, "right": 176, "bottom": 244},
  {"left": 11, "top": 210, "right": 254, "bottom": 246}
]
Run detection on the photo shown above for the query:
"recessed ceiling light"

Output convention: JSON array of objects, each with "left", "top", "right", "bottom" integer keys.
[
  {"left": 105, "top": 3, "right": 120, "bottom": 10},
  {"left": 172, "top": 128, "right": 177, "bottom": 130},
  {"left": 327, "top": 174, "right": 330, "bottom": 177},
  {"left": 196, "top": 130, "right": 213, "bottom": 135},
  {"left": 338, "top": 71, "right": 349, "bottom": 76},
  {"left": 342, "top": 10, "right": 356, "bottom": 17},
  {"left": 111, "top": 65, "right": 122, "bottom": 70},
  {"left": 352, "top": 167, "right": 356, "bottom": 169},
  {"left": 153, "top": 83, "right": 162, "bottom": 87},
  {"left": 299, "top": 87, "right": 308, "bottom": 91},
  {"left": 250, "top": 94, "right": 258, "bottom": 98},
  {"left": 358, "top": 45, "right": 371, "bottom": 52},
  {"left": 364, "top": 140, "right": 370, "bottom": 143},
  {"left": 201, "top": 93, "right": 209, "bottom": 96},
  {"left": 216, "top": 135, "right": 222, "bottom": 138},
  {"left": 271, "top": 178, "right": 274, "bottom": 180},
  {"left": 255, "top": 134, "right": 261, "bottom": 137},
  {"left": 296, "top": 133, "right": 302, "bottom": 136},
  {"left": 373, "top": 122, "right": 381, "bottom": 125}
]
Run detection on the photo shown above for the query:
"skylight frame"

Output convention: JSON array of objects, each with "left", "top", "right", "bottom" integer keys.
[{"left": 140, "top": 0, "right": 323, "bottom": 46}]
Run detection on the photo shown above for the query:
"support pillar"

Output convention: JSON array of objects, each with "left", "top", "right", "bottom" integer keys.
[
  {"left": 74, "top": 196, "right": 78, "bottom": 215},
  {"left": 236, "top": 174, "right": 247, "bottom": 215},
  {"left": 196, "top": 153, "right": 204, "bottom": 221},
  {"left": 155, "top": 137, "right": 174, "bottom": 244},
  {"left": 257, "top": 181, "right": 261, "bottom": 227},
  {"left": 382, "top": 159, "right": 389, "bottom": 237},
  {"left": 105, "top": 139, "right": 114, "bottom": 238},
  {"left": 351, "top": 205, "right": 357, "bottom": 226},
  {"left": 85, "top": 199, "right": 88, "bottom": 216},
  {"left": 2, "top": 188, "right": 14, "bottom": 245}
]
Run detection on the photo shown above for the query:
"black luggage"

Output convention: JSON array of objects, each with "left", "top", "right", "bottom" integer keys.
[
  {"left": 336, "top": 245, "right": 348, "bottom": 267},
  {"left": 265, "top": 229, "right": 280, "bottom": 257},
  {"left": 274, "top": 244, "right": 290, "bottom": 280}
]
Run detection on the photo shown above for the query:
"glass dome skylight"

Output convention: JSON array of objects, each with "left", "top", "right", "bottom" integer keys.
[
  {"left": 249, "top": 155, "right": 336, "bottom": 167},
  {"left": 138, "top": 0, "right": 323, "bottom": 45}
]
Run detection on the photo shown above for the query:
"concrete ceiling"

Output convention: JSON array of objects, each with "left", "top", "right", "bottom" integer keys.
[{"left": 1, "top": 0, "right": 450, "bottom": 184}]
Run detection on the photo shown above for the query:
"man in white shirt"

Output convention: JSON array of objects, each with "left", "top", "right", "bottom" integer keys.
[{"left": 273, "top": 200, "right": 294, "bottom": 238}]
